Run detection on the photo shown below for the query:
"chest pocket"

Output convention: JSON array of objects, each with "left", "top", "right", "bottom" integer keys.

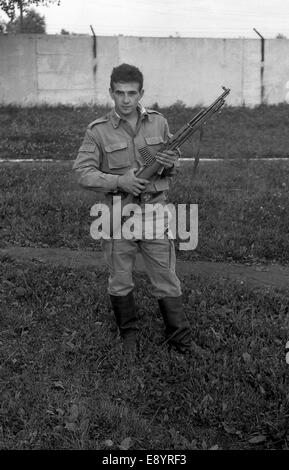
[
  {"left": 104, "top": 142, "right": 130, "bottom": 169},
  {"left": 79, "top": 143, "right": 97, "bottom": 152},
  {"left": 144, "top": 136, "right": 165, "bottom": 156}
]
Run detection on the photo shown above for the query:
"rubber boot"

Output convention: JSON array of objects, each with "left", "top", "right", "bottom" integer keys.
[
  {"left": 158, "top": 296, "right": 192, "bottom": 354},
  {"left": 110, "top": 292, "right": 138, "bottom": 354}
]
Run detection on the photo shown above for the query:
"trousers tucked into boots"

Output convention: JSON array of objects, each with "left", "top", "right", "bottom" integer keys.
[
  {"left": 110, "top": 292, "right": 138, "bottom": 352},
  {"left": 110, "top": 293, "right": 191, "bottom": 354},
  {"left": 158, "top": 296, "right": 192, "bottom": 353}
]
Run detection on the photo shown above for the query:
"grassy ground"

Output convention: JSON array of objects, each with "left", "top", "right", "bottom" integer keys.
[
  {"left": 1, "top": 103, "right": 289, "bottom": 160},
  {"left": 1, "top": 104, "right": 289, "bottom": 450},
  {"left": 1, "top": 160, "right": 289, "bottom": 264},
  {"left": 1, "top": 256, "right": 289, "bottom": 450}
]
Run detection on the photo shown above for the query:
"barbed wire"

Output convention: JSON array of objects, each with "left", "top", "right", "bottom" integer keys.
[{"left": 44, "top": 22, "right": 288, "bottom": 36}]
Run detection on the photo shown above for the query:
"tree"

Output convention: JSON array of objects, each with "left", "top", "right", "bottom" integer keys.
[
  {"left": 0, "top": 1, "right": 60, "bottom": 32},
  {"left": 276, "top": 33, "right": 287, "bottom": 39},
  {"left": 6, "top": 7, "right": 45, "bottom": 32},
  {"left": 0, "top": 19, "right": 6, "bottom": 32},
  {"left": 60, "top": 28, "right": 69, "bottom": 35}
]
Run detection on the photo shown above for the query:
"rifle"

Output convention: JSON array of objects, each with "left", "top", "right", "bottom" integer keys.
[
  {"left": 135, "top": 86, "right": 230, "bottom": 182},
  {"left": 96, "top": 86, "right": 230, "bottom": 237}
]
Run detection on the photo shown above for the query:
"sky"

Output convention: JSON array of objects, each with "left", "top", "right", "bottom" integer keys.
[{"left": 2, "top": 0, "right": 289, "bottom": 38}]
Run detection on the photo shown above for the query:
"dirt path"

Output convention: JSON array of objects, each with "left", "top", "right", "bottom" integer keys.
[{"left": 1, "top": 246, "right": 289, "bottom": 291}]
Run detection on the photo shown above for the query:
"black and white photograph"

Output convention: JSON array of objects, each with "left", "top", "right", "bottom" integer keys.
[{"left": 0, "top": 0, "right": 289, "bottom": 456}]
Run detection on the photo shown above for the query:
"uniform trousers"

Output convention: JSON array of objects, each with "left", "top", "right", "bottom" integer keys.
[{"left": 101, "top": 236, "right": 182, "bottom": 298}]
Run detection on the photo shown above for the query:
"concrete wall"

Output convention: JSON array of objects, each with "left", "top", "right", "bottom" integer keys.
[
  {"left": 0, "top": 34, "right": 288, "bottom": 107},
  {"left": 0, "top": 34, "right": 95, "bottom": 105}
]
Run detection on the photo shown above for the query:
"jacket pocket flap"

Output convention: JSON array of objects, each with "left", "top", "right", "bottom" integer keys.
[
  {"left": 105, "top": 142, "right": 128, "bottom": 152},
  {"left": 153, "top": 178, "right": 170, "bottom": 191},
  {"left": 145, "top": 136, "right": 164, "bottom": 145},
  {"left": 79, "top": 143, "right": 97, "bottom": 152}
]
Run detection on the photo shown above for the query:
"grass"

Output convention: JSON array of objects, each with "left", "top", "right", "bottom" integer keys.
[
  {"left": 1, "top": 256, "right": 289, "bottom": 450},
  {"left": 1, "top": 103, "right": 289, "bottom": 160},
  {"left": 1, "top": 160, "right": 289, "bottom": 264},
  {"left": 1, "top": 104, "right": 289, "bottom": 450}
]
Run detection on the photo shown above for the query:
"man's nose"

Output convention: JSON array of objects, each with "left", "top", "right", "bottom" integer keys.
[{"left": 123, "top": 94, "right": 130, "bottom": 103}]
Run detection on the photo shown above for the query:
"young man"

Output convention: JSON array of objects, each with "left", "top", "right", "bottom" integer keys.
[{"left": 73, "top": 63, "right": 192, "bottom": 355}]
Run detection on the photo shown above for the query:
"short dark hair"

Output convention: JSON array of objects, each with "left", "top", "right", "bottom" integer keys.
[{"left": 110, "top": 63, "right": 143, "bottom": 91}]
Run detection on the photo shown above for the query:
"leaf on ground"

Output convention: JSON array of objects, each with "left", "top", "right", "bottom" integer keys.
[
  {"left": 65, "top": 422, "right": 76, "bottom": 432},
  {"left": 136, "top": 376, "right": 145, "bottom": 389},
  {"left": 248, "top": 435, "right": 266, "bottom": 444},
  {"left": 222, "top": 402, "right": 228, "bottom": 412},
  {"left": 3, "top": 280, "right": 15, "bottom": 287},
  {"left": 80, "top": 418, "right": 90, "bottom": 434},
  {"left": 68, "top": 404, "right": 79, "bottom": 422},
  {"left": 201, "top": 440, "right": 207, "bottom": 450},
  {"left": 223, "top": 422, "right": 242, "bottom": 436},
  {"left": 47, "top": 307, "right": 57, "bottom": 316},
  {"left": 104, "top": 439, "right": 114, "bottom": 447},
  {"left": 118, "top": 437, "right": 132, "bottom": 450},
  {"left": 209, "top": 444, "right": 219, "bottom": 450},
  {"left": 15, "top": 287, "right": 27, "bottom": 297},
  {"left": 200, "top": 394, "right": 213, "bottom": 408},
  {"left": 242, "top": 352, "right": 251, "bottom": 364},
  {"left": 189, "top": 439, "right": 198, "bottom": 450},
  {"left": 52, "top": 381, "right": 65, "bottom": 390}
]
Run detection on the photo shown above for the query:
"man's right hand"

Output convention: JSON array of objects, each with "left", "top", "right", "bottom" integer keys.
[{"left": 118, "top": 169, "right": 149, "bottom": 196}]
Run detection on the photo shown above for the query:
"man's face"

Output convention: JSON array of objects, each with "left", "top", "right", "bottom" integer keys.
[{"left": 109, "top": 81, "right": 144, "bottom": 119}]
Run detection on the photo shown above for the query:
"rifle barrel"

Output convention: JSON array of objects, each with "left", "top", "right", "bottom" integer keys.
[
  {"left": 167, "top": 87, "right": 230, "bottom": 150},
  {"left": 168, "top": 97, "right": 229, "bottom": 150}
]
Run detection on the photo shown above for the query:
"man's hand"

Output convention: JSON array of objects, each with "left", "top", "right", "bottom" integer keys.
[
  {"left": 118, "top": 169, "right": 150, "bottom": 196},
  {"left": 155, "top": 149, "right": 179, "bottom": 169}
]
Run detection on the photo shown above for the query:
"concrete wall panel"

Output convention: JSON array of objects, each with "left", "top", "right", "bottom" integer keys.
[
  {"left": 95, "top": 36, "right": 119, "bottom": 105},
  {"left": 36, "top": 36, "right": 94, "bottom": 104},
  {"left": 36, "top": 35, "right": 91, "bottom": 55},
  {"left": 264, "top": 39, "right": 289, "bottom": 104},
  {"left": 0, "top": 34, "right": 289, "bottom": 107},
  {"left": 242, "top": 39, "right": 261, "bottom": 106},
  {"left": 0, "top": 35, "right": 38, "bottom": 104},
  {"left": 118, "top": 37, "right": 244, "bottom": 107}
]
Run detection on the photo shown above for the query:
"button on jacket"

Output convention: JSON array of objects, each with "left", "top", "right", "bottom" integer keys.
[{"left": 73, "top": 105, "right": 179, "bottom": 204}]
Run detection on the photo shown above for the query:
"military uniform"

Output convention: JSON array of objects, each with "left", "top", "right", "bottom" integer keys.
[
  {"left": 73, "top": 104, "right": 178, "bottom": 201},
  {"left": 73, "top": 104, "right": 191, "bottom": 354}
]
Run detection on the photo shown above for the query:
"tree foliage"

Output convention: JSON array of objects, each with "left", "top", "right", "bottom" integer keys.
[
  {"left": 276, "top": 33, "right": 287, "bottom": 39},
  {"left": 0, "top": 0, "right": 60, "bottom": 22},
  {"left": 6, "top": 7, "right": 46, "bottom": 33}
]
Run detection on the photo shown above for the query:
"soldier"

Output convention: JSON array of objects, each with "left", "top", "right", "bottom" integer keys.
[{"left": 73, "top": 63, "right": 192, "bottom": 356}]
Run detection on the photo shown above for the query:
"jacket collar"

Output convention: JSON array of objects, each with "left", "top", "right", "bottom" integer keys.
[{"left": 110, "top": 103, "right": 148, "bottom": 128}]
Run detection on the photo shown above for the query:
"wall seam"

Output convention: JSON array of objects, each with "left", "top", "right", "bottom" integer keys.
[{"left": 241, "top": 38, "right": 245, "bottom": 106}]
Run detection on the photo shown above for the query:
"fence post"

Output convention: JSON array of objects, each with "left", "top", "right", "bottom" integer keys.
[
  {"left": 253, "top": 28, "right": 265, "bottom": 105},
  {"left": 90, "top": 25, "right": 97, "bottom": 104}
]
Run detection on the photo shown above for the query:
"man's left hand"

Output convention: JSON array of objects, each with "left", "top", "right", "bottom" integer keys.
[{"left": 155, "top": 149, "right": 179, "bottom": 169}]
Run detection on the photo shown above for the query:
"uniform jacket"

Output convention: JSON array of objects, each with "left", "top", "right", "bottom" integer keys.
[{"left": 73, "top": 104, "right": 179, "bottom": 204}]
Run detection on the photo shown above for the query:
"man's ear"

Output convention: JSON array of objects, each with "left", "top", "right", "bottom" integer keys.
[
  {"left": 139, "top": 89, "right": 144, "bottom": 99},
  {"left": 109, "top": 88, "right": 114, "bottom": 100}
]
